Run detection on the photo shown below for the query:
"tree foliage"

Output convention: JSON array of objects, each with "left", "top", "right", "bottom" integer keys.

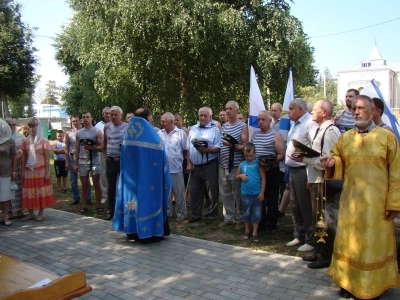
[
  {"left": 56, "top": 0, "right": 316, "bottom": 123},
  {"left": 0, "top": 0, "right": 37, "bottom": 117},
  {"left": 8, "top": 74, "right": 39, "bottom": 118},
  {"left": 41, "top": 80, "right": 60, "bottom": 105},
  {"left": 297, "top": 68, "right": 338, "bottom": 105}
]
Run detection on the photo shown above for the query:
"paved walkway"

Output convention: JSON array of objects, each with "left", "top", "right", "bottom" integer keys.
[{"left": 0, "top": 209, "right": 398, "bottom": 300}]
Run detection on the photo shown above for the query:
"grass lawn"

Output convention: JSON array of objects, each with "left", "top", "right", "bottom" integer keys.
[{"left": 49, "top": 157, "right": 400, "bottom": 258}]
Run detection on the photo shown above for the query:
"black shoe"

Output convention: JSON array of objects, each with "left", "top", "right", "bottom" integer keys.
[
  {"left": 277, "top": 211, "right": 285, "bottom": 218},
  {"left": 188, "top": 218, "right": 202, "bottom": 223},
  {"left": 339, "top": 288, "right": 353, "bottom": 299},
  {"left": 266, "top": 224, "right": 277, "bottom": 231},
  {"left": 302, "top": 254, "right": 318, "bottom": 262},
  {"left": 105, "top": 214, "right": 113, "bottom": 221},
  {"left": 70, "top": 201, "right": 80, "bottom": 206},
  {"left": 126, "top": 233, "right": 139, "bottom": 240},
  {"left": 307, "top": 261, "right": 330, "bottom": 269},
  {"left": 138, "top": 236, "right": 164, "bottom": 244}
]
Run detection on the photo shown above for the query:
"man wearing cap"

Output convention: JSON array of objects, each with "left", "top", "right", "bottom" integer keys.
[
  {"left": 285, "top": 98, "right": 317, "bottom": 252},
  {"left": 104, "top": 106, "right": 128, "bottom": 220},
  {"left": 186, "top": 106, "right": 221, "bottom": 224},
  {"left": 219, "top": 100, "right": 249, "bottom": 229}
]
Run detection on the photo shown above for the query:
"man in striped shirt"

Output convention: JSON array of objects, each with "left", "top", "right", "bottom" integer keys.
[
  {"left": 334, "top": 89, "right": 359, "bottom": 133},
  {"left": 219, "top": 100, "right": 249, "bottom": 229},
  {"left": 251, "top": 111, "right": 285, "bottom": 231},
  {"left": 104, "top": 106, "right": 128, "bottom": 220}
]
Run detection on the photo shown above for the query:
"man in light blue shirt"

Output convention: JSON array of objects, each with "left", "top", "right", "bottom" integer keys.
[
  {"left": 158, "top": 112, "right": 188, "bottom": 222},
  {"left": 187, "top": 107, "right": 221, "bottom": 224}
]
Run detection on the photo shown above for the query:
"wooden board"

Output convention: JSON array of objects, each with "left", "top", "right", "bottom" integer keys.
[{"left": 0, "top": 252, "right": 91, "bottom": 300}]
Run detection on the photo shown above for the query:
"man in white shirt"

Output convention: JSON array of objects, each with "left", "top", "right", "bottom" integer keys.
[
  {"left": 158, "top": 112, "right": 188, "bottom": 221},
  {"left": 95, "top": 107, "right": 111, "bottom": 205},
  {"left": 288, "top": 99, "right": 341, "bottom": 267},
  {"left": 285, "top": 98, "right": 317, "bottom": 252}
]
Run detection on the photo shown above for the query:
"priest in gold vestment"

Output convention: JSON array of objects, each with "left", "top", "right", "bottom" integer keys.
[{"left": 322, "top": 95, "right": 400, "bottom": 299}]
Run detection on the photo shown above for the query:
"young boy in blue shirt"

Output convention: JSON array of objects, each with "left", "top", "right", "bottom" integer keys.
[{"left": 235, "top": 142, "right": 266, "bottom": 243}]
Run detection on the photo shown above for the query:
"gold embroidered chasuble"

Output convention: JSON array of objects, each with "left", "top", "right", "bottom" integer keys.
[{"left": 326, "top": 127, "right": 400, "bottom": 299}]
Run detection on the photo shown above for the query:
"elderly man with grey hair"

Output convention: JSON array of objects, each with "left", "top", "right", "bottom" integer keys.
[
  {"left": 285, "top": 98, "right": 318, "bottom": 252},
  {"left": 95, "top": 106, "right": 111, "bottom": 205},
  {"left": 158, "top": 112, "right": 188, "bottom": 221},
  {"left": 103, "top": 106, "right": 128, "bottom": 220},
  {"left": 187, "top": 106, "right": 221, "bottom": 224}
]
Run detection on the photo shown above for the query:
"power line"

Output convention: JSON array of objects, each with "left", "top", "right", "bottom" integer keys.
[
  {"left": 310, "top": 17, "right": 400, "bottom": 39},
  {"left": 34, "top": 34, "right": 56, "bottom": 39},
  {"left": 34, "top": 17, "right": 400, "bottom": 40}
]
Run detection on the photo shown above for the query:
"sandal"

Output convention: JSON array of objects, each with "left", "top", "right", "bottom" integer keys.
[
  {"left": 252, "top": 236, "right": 260, "bottom": 243},
  {"left": 79, "top": 208, "right": 89, "bottom": 215},
  {"left": 241, "top": 232, "right": 251, "bottom": 240},
  {"left": 97, "top": 207, "right": 106, "bottom": 215}
]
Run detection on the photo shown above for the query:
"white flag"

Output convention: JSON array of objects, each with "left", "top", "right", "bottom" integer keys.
[
  {"left": 361, "top": 80, "right": 400, "bottom": 140},
  {"left": 248, "top": 66, "right": 265, "bottom": 140}
]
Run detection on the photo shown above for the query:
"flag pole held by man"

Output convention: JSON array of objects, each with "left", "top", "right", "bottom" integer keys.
[{"left": 321, "top": 94, "right": 400, "bottom": 299}]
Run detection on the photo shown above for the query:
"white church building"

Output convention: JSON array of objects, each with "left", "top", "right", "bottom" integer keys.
[{"left": 337, "top": 45, "right": 400, "bottom": 117}]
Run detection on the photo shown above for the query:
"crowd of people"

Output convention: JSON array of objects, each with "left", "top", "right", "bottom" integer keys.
[{"left": 1, "top": 89, "right": 399, "bottom": 299}]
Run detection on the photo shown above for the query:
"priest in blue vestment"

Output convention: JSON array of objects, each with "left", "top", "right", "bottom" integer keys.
[{"left": 112, "top": 113, "right": 171, "bottom": 242}]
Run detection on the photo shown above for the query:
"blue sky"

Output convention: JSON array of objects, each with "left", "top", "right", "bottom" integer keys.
[{"left": 17, "top": 0, "right": 400, "bottom": 99}]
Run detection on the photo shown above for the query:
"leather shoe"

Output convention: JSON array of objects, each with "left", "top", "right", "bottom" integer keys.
[
  {"left": 339, "top": 288, "right": 353, "bottom": 299},
  {"left": 302, "top": 254, "right": 317, "bottom": 262},
  {"left": 188, "top": 218, "right": 202, "bottom": 223},
  {"left": 307, "top": 261, "right": 330, "bottom": 269}
]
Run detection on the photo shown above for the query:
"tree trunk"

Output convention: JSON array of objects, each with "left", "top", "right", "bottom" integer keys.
[{"left": 0, "top": 89, "right": 10, "bottom": 118}]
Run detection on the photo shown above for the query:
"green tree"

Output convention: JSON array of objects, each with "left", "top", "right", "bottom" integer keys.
[
  {"left": 41, "top": 80, "right": 60, "bottom": 105},
  {"left": 297, "top": 68, "right": 337, "bottom": 105},
  {"left": 8, "top": 74, "right": 39, "bottom": 118},
  {"left": 0, "top": 0, "right": 37, "bottom": 118},
  {"left": 56, "top": 0, "right": 316, "bottom": 123}
]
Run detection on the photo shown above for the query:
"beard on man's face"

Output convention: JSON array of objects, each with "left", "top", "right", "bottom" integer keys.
[{"left": 354, "top": 118, "right": 371, "bottom": 128}]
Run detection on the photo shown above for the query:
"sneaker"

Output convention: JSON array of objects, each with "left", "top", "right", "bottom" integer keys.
[
  {"left": 70, "top": 201, "right": 80, "bottom": 206},
  {"left": 234, "top": 222, "right": 244, "bottom": 230},
  {"left": 219, "top": 221, "right": 234, "bottom": 227},
  {"left": 286, "top": 238, "right": 302, "bottom": 247},
  {"left": 176, "top": 217, "right": 185, "bottom": 223},
  {"left": 297, "top": 244, "right": 315, "bottom": 252}
]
